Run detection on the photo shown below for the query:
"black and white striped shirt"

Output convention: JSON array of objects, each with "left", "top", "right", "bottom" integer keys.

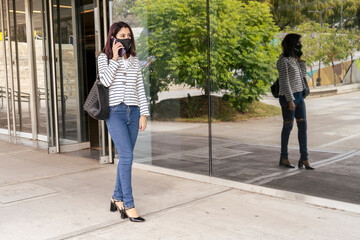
[
  {"left": 277, "top": 54, "right": 306, "bottom": 102},
  {"left": 97, "top": 53, "right": 149, "bottom": 116}
]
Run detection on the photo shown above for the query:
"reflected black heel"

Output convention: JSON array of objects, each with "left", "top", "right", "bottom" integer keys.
[
  {"left": 298, "top": 160, "right": 314, "bottom": 170},
  {"left": 279, "top": 157, "right": 295, "bottom": 168},
  {"left": 110, "top": 197, "right": 128, "bottom": 219}
]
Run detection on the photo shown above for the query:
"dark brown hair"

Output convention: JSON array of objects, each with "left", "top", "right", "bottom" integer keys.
[
  {"left": 102, "top": 22, "right": 136, "bottom": 59},
  {"left": 281, "top": 33, "right": 301, "bottom": 58}
]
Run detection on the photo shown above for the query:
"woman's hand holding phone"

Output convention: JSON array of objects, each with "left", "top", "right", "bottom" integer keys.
[{"left": 112, "top": 38, "right": 124, "bottom": 61}]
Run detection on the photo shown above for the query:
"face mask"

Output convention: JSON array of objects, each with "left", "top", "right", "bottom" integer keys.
[
  {"left": 294, "top": 44, "right": 303, "bottom": 58},
  {"left": 118, "top": 38, "right": 132, "bottom": 52}
]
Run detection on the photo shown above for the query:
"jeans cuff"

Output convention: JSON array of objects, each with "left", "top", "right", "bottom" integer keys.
[
  {"left": 112, "top": 195, "right": 123, "bottom": 202},
  {"left": 124, "top": 203, "right": 135, "bottom": 209}
]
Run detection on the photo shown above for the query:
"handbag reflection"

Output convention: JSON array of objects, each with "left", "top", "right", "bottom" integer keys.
[
  {"left": 271, "top": 77, "right": 310, "bottom": 99},
  {"left": 271, "top": 78, "right": 280, "bottom": 98},
  {"left": 83, "top": 77, "right": 109, "bottom": 120},
  {"left": 302, "top": 77, "right": 310, "bottom": 98}
]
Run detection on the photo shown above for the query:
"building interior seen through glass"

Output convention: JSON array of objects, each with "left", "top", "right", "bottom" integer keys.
[
  {"left": 111, "top": 0, "right": 360, "bottom": 205},
  {"left": 0, "top": 0, "right": 47, "bottom": 138}
]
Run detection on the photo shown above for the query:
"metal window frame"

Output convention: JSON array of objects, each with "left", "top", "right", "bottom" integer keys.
[
  {"left": 48, "top": 0, "right": 60, "bottom": 153},
  {"left": 5, "top": 0, "right": 16, "bottom": 135},
  {"left": 0, "top": 0, "right": 11, "bottom": 134},
  {"left": 25, "top": 0, "right": 39, "bottom": 140}
]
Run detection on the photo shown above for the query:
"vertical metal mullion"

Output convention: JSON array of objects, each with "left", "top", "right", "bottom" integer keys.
[
  {"left": 71, "top": 0, "right": 81, "bottom": 142},
  {"left": 206, "top": 0, "right": 212, "bottom": 176},
  {"left": 55, "top": 0, "right": 66, "bottom": 139},
  {"left": 5, "top": 0, "right": 16, "bottom": 136},
  {"left": 25, "top": 0, "right": 39, "bottom": 140},
  {"left": 96, "top": 0, "right": 106, "bottom": 158},
  {"left": 0, "top": 0, "right": 11, "bottom": 134},
  {"left": 102, "top": 0, "right": 113, "bottom": 163},
  {"left": 41, "top": 0, "right": 52, "bottom": 143},
  {"left": 48, "top": 0, "right": 60, "bottom": 152},
  {"left": 102, "top": 0, "right": 107, "bottom": 44},
  {"left": 109, "top": 0, "right": 112, "bottom": 26},
  {"left": 11, "top": 0, "right": 21, "bottom": 132}
]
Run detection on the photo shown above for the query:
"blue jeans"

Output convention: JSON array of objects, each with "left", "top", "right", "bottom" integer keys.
[
  {"left": 279, "top": 92, "right": 308, "bottom": 161},
  {"left": 106, "top": 103, "right": 140, "bottom": 209}
]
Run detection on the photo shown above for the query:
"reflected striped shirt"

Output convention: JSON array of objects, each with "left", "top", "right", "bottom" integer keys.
[
  {"left": 97, "top": 53, "right": 149, "bottom": 116},
  {"left": 277, "top": 54, "right": 306, "bottom": 102}
]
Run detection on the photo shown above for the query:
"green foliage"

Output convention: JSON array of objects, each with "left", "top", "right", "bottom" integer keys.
[
  {"left": 133, "top": 0, "right": 280, "bottom": 113},
  {"left": 222, "top": 1, "right": 280, "bottom": 112},
  {"left": 112, "top": 0, "right": 139, "bottom": 26},
  {"left": 343, "top": 28, "right": 360, "bottom": 59},
  {"left": 265, "top": 0, "right": 360, "bottom": 29},
  {"left": 285, "top": 21, "right": 360, "bottom": 86},
  {"left": 329, "top": 0, "right": 360, "bottom": 28}
]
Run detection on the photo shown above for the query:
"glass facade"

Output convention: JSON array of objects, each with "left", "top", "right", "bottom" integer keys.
[{"left": 0, "top": 0, "right": 360, "bottom": 204}]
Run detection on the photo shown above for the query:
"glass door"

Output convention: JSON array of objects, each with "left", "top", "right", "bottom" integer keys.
[
  {"left": 46, "top": 0, "right": 98, "bottom": 153},
  {"left": 0, "top": 0, "right": 46, "bottom": 141}
]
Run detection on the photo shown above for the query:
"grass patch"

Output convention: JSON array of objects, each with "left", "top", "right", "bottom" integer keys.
[{"left": 152, "top": 95, "right": 281, "bottom": 122}]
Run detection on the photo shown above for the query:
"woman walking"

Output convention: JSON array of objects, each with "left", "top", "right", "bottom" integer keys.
[
  {"left": 277, "top": 33, "right": 314, "bottom": 170},
  {"left": 98, "top": 22, "right": 149, "bottom": 222}
]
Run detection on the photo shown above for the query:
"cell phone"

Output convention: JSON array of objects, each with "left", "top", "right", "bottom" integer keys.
[{"left": 110, "top": 38, "right": 125, "bottom": 57}]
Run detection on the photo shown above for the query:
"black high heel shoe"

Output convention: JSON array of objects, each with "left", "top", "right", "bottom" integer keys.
[
  {"left": 298, "top": 159, "right": 314, "bottom": 170},
  {"left": 123, "top": 207, "right": 145, "bottom": 222},
  {"left": 110, "top": 197, "right": 128, "bottom": 219},
  {"left": 279, "top": 157, "right": 295, "bottom": 168}
]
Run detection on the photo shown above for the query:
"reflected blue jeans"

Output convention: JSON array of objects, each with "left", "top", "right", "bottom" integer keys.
[
  {"left": 279, "top": 92, "right": 308, "bottom": 161},
  {"left": 106, "top": 103, "right": 140, "bottom": 209}
]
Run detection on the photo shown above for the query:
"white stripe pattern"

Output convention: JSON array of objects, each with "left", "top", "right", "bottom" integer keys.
[
  {"left": 97, "top": 53, "right": 150, "bottom": 116},
  {"left": 277, "top": 54, "right": 306, "bottom": 102}
]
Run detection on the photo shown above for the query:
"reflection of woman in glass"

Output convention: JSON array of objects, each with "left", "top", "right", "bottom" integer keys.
[
  {"left": 98, "top": 22, "right": 149, "bottom": 222},
  {"left": 277, "top": 33, "right": 314, "bottom": 170}
]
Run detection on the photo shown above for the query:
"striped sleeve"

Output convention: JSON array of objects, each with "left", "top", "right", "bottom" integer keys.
[
  {"left": 97, "top": 53, "right": 121, "bottom": 87},
  {"left": 136, "top": 64, "right": 150, "bottom": 116},
  {"left": 277, "top": 57, "right": 294, "bottom": 102}
]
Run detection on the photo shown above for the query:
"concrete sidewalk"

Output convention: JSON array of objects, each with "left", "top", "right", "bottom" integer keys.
[{"left": 0, "top": 141, "right": 359, "bottom": 240}]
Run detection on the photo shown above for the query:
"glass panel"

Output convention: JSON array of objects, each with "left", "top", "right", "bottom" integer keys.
[
  {"left": 79, "top": 0, "right": 97, "bottom": 146},
  {"left": 0, "top": 0, "right": 9, "bottom": 133},
  {"left": 11, "top": 0, "right": 31, "bottom": 134},
  {"left": 53, "top": 0, "right": 86, "bottom": 144},
  {"left": 33, "top": 0, "right": 48, "bottom": 137},
  {"left": 0, "top": 0, "right": 48, "bottom": 139},
  {"left": 211, "top": 0, "right": 360, "bottom": 205},
  {"left": 110, "top": 0, "right": 209, "bottom": 175}
]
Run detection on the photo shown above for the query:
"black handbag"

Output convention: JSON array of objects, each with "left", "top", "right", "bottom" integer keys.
[
  {"left": 271, "top": 78, "right": 279, "bottom": 98},
  {"left": 302, "top": 77, "right": 310, "bottom": 99},
  {"left": 83, "top": 77, "right": 109, "bottom": 120}
]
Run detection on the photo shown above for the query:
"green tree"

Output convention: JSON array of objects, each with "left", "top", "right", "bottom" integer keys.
[
  {"left": 133, "top": 0, "right": 208, "bottom": 114},
  {"left": 221, "top": 1, "right": 280, "bottom": 111},
  {"left": 328, "top": 0, "right": 360, "bottom": 28},
  {"left": 343, "top": 28, "right": 360, "bottom": 84},
  {"left": 322, "top": 26, "right": 349, "bottom": 86},
  {"left": 133, "top": 0, "right": 280, "bottom": 113},
  {"left": 294, "top": 21, "right": 323, "bottom": 87},
  {"left": 268, "top": 0, "right": 310, "bottom": 29},
  {"left": 262, "top": 0, "right": 360, "bottom": 29},
  {"left": 112, "top": 0, "right": 139, "bottom": 26}
]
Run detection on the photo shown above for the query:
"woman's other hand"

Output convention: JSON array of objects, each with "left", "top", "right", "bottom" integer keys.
[
  {"left": 288, "top": 100, "right": 295, "bottom": 111},
  {"left": 139, "top": 116, "right": 147, "bottom": 132}
]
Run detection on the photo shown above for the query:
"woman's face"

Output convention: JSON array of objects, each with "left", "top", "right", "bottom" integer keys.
[{"left": 115, "top": 27, "right": 132, "bottom": 40}]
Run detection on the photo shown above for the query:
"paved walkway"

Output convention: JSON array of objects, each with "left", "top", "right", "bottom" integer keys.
[{"left": 0, "top": 141, "right": 359, "bottom": 240}]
